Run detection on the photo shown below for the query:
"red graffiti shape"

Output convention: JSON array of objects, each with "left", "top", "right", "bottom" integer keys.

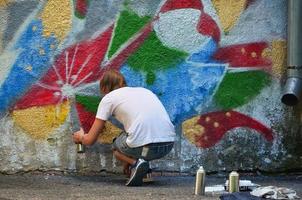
[
  {"left": 75, "top": 103, "right": 95, "bottom": 133},
  {"left": 14, "top": 25, "right": 114, "bottom": 109},
  {"left": 160, "top": 0, "right": 203, "bottom": 13},
  {"left": 197, "top": 13, "right": 221, "bottom": 42},
  {"left": 75, "top": 0, "right": 89, "bottom": 18},
  {"left": 195, "top": 110, "right": 273, "bottom": 148},
  {"left": 213, "top": 42, "right": 272, "bottom": 68}
]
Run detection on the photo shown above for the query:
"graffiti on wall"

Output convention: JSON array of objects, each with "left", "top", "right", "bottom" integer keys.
[{"left": 0, "top": 0, "right": 286, "bottom": 148}]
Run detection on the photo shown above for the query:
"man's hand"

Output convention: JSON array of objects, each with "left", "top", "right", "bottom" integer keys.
[
  {"left": 72, "top": 119, "right": 105, "bottom": 145},
  {"left": 72, "top": 128, "right": 85, "bottom": 144},
  {"left": 123, "top": 162, "right": 131, "bottom": 177}
]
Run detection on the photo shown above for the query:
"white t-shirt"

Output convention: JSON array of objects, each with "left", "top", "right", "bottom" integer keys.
[{"left": 96, "top": 87, "right": 175, "bottom": 147}]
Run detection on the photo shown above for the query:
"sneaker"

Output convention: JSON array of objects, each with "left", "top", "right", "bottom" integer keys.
[{"left": 125, "top": 158, "right": 149, "bottom": 186}]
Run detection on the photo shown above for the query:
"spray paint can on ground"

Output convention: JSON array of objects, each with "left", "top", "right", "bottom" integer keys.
[
  {"left": 195, "top": 166, "right": 206, "bottom": 195},
  {"left": 228, "top": 171, "right": 239, "bottom": 193}
]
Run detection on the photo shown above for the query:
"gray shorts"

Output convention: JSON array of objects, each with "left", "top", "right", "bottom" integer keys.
[{"left": 112, "top": 132, "right": 174, "bottom": 161}]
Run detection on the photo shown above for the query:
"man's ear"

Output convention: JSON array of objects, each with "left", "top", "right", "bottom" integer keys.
[{"left": 119, "top": 80, "right": 126, "bottom": 87}]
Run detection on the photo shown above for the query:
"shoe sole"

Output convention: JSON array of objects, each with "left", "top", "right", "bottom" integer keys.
[{"left": 126, "top": 162, "right": 149, "bottom": 186}]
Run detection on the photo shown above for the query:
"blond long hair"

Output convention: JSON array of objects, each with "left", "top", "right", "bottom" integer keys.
[{"left": 100, "top": 70, "right": 126, "bottom": 94}]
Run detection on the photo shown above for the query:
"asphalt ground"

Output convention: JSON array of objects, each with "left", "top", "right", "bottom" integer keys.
[{"left": 0, "top": 172, "right": 301, "bottom": 200}]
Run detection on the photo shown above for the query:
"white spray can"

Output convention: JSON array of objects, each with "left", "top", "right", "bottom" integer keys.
[
  {"left": 228, "top": 171, "right": 239, "bottom": 193},
  {"left": 194, "top": 166, "right": 205, "bottom": 195}
]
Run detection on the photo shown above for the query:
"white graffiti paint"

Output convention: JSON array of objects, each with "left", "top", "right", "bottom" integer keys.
[
  {"left": 0, "top": 50, "right": 20, "bottom": 86},
  {"left": 154, "top": 9, "right": 211, "bottom": 53}
]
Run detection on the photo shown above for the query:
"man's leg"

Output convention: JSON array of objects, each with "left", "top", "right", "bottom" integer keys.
[
  {"left": 113, "top": 150, "right": 135, "bottom": 176},
  {"left": 112, "top": 133, "right": 149, "bottom": 186},
  {"left": 113, "top": 149, "right": 149, "bottom": 186},
  {"left": 113, "top": 150, "right": 136, "bottom": 165},
  {"left": 112, "top": 132, "right": 137, "bottom": 175}
]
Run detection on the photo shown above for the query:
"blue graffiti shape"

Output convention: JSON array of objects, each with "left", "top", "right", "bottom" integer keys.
[
  {"left": 0, "top": 20, "right": 57, "bottom": 114},
  {"left": 188, "top": 38, "right": 217, "bottom": 63},
  {"left": 121, "top": 62, "right": 226, "bottom": 124}
]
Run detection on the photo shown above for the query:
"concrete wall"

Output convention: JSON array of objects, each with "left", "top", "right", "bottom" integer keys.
[{"left": 0, "top": 0, "right": 301, "bottom": 174}]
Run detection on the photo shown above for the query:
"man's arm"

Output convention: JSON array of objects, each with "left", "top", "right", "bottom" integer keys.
[{"left": 73, "top": 118, "right": 105, "bottom": 145}]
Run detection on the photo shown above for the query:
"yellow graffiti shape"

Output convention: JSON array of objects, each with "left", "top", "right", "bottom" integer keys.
[
  {"left": 212, "top": 0, "right": 247, "bottom": 33},
  {"left": 0, "top": 0, "right": 9, "bottom": 8},
  {"left": 12, "top": 102, "right": 70, "bottom": 139},
  {"left": 262, "top": 40, "right": 287, "bottom": 78},
  {"left": 40, "top": 0, "right": 72, "bottom": 41},
  {"left": 182, "top": 116, "right": 205, "bottom": 145},
  {"left": 97, "top": 122, "right": 122, "bottom": 144}
]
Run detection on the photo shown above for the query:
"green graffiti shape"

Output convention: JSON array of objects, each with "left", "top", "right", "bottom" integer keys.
[
  {"left": 75, "top": 95, "right": 100, "bottom": 113},
  {"left": 127, "top": 31, "right": 188, "bottom": 85},
  {"left": 108, "top": 9, "right": 151, "bottom": 58},
  {"left": 214, "top": 70, "right": 271, "bottom": 109}
]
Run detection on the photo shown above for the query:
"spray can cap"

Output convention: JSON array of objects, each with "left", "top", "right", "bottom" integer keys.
[
  {"left": 199, "top": 166, "right": 204, "bottom": 170},
  {"left": 230, "top": 171, "right": 239, "bottom": 176}
]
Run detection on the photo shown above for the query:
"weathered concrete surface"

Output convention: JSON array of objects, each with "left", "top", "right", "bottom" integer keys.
[{"left": 0, "top": 172, "right": 301, "bottom": 200}]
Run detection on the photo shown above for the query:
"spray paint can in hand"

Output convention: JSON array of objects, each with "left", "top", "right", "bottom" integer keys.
[
  {"left": 195, "top": 166, "right": 206, "bottom": 195},
  {"left": 228, "top": 171, "right": 239, "bottom": 193},
  {"left": 76, "top": 143, "right": 84, "bottom": 153},
  {"left": 76, "top": 128, "right": 85, "bottom": 153},
  {"left": 69, "top": 99, "right": 85, "bottom": 154},
  {"left": 69, "top": 99, "right": 86, "bottom": 172},
  {"left": 72, "top": 127, "right": 85, "bottom": 153}
]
